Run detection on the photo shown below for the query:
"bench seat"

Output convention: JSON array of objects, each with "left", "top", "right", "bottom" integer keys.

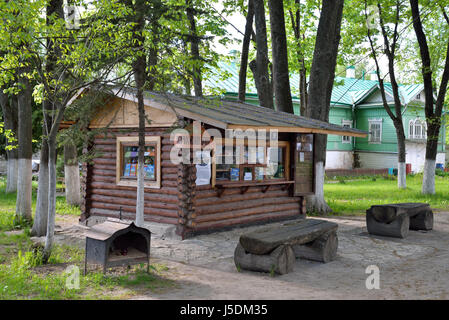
[{"left": 234, "top": 219, "right": 339, "bottom": 275}]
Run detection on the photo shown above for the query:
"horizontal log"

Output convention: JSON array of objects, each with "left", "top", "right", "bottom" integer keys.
[
  {"left": 89, "top": 164, "right": 115, "bottom": 171},
  {"left": 409, "top": 209, "right": 433, "bottom": 231},
  {"left": 89, "top": 208, "right": 178, "bottom": 225},
  {"left": 161, "top": 160, "right": 178, "bottom": 168},
  {"left": 239, "top": 219, "right": 339, "bottom": 255},
  {"left": 161, "top": 180, "right": 178, "bottom": 188},
  {"left": 366, "top": 211, "right": 410, "bottom": 238},
  {"left": 194, "top": 184, "right": 289, "bottom": 199},
  {"left": 89, "top": 187, "right": 179, "bottom": 204},
  {"left": 194, "top": 190, "right": 294, "bottom": 208},
  {"left": 163, "top": 174, "right": 178, "bottom": 181},
  {"left": 90, "top": 201, "right": 178, "bottom": 218},
  {"left": 93, "top": 138, "right": 116, "bottom": 145},
  {"left": 194, "top": 202, "right": 300, "bottom": 224},
  {"left": 94, "top": 146, "right": 116, "bottom": 153},
  {"left": 92, "top": 169, "right": 116, "bottom": 177},
  {"left": 191, "top": 209, "right": 301, "bottom": 231},
  {"left": 291, "top": 230, "right": 338, "bottom": 263},
  {"left": 196, "top": 197, "right": 299, "bottom": 216},
  {"left": 89, "top": 181, "right": 179, "bottom": 195},
  {"left": 367, "top": 203, "right": 430, "bottom": 223},
  {"left": 91, "top": 175, "right": 116, "bottom": 183},
  {"left": 94, "top": 152, "right": 116, "bottom": 159},
  {"left": 92, "top": 158, "right": 116, "bottom": 165},
  {"left": 234, "top": 243, "right": 295, "bottom": 275}
]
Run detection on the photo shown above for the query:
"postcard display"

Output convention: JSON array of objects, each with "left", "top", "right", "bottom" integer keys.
[{"left": 123, "top": 146, "right": 156, "bottom": 180}]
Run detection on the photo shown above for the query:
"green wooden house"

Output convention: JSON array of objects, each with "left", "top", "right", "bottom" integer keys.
[{"left": 203, "top": 62, "right": 446, "bottom": 173}]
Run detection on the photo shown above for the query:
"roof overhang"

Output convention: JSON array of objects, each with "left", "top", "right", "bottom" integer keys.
[
  {"left": 227, "top": 124, "right": 367, "bottom": 137},
  {"left": 69, "top": 87, "right": 367, "bottom": 138}
]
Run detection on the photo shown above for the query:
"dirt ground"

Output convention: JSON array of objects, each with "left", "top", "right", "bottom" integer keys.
[{"left": 42, "top": 211, "right": 449, "bottom": 299}]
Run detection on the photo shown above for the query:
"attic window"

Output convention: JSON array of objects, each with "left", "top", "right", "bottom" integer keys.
[
  {"left": 416, "top": 93, "right": 421, "bottom": 100},
  {"left": 116, "top": 136, "right": 161, "bottom": 188}
]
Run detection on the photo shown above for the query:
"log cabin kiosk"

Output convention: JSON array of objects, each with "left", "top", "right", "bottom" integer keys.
[{"left": 76, "top": 88, "right": 367, "bottom": 238}]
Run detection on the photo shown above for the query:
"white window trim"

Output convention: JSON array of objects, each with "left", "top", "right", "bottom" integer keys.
[
  {"left": 115, "top": 136, "right": 161, "bottom": 189},
  {"left": 368, "top": 118, "right": 382, "bottom": 144},
  {"left": 341, "top": 120, "right": 352, "bottom": 144},
  {"left": 409, "top": 118, "right": 427, "bottom": 140}
]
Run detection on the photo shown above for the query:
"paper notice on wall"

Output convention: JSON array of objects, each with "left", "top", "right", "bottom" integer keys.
[
  {"left": 299, "top": 152, "right": 305, "bottom": 162},
  {"left": 195, "top": 151, "right": 211, "bottom": 186}
]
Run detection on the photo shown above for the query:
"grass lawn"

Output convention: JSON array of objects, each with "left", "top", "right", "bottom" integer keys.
[
  {"left": 0, "top": 176, "right": 175, "bottom": 299},
  {"left": 324, "top": 173, "right": 449, "bottom": 215}
]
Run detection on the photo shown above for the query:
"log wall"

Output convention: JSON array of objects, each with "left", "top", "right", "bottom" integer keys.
[
  {"left": 81, "top": 126, "right": 306, "bottom": 238},
  {"left": 189, "top": 183, "right": 306, "bottom": 235},
  {"left": 82, "top": 128, "right": 181, "bottom": 226}
]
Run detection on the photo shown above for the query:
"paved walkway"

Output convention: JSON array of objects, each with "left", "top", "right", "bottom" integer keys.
[{"left": 41, "top": 212, "right": 449, "bottom": 299}]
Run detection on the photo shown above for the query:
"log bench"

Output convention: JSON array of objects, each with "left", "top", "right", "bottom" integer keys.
[
  {"left": 366, "top": 203, "right": 433, "bottom": 239},
  {"left": 234, "top": 219, "right": 338, "bottom": 275}
]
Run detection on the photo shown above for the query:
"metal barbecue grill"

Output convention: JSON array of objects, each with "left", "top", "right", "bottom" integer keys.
[{"left": 84, "top": 220, "right": 151, "bottom": 274}]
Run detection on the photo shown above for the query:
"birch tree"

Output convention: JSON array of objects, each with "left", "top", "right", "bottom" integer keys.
[{"left": 364, "top": 0, "right": 409, "bottom": 189}]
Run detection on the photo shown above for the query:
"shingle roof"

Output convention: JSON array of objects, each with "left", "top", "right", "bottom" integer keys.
[{"left": 126, "top": 89, "right": 367, "bottom": 137}]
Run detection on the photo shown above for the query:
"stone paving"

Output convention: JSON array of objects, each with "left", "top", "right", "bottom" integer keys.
[{"left": 33, "top": 211, "right": 449, "bottom": 299}]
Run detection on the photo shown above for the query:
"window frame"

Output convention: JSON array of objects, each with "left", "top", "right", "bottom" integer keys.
[
  {"left": 368, "top": 119, "right": 382, "bottom": 144},
  {"left": 409, "top": 118, "right": 427, "bottom": 140},
  {"left": 211, "top": 139, "right": 290, "bottom": 187},
  {"left": 115, "top": 136, "right": 161, "bottom": 189},
  {"left": 341, "top": 120, "right": 352, "bottom": 144}
]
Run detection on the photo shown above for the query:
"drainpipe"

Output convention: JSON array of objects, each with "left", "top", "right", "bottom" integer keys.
[{"left": 352, "top": 103, "right": 357, "bottom": 167}]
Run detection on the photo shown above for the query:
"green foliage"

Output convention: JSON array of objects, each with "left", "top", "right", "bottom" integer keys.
[
  {"left": 324, "top": 174, "right": 449, "bottom": 215},
  {"left": 0, "top": 122, "right": 16, "bottom": 151}
]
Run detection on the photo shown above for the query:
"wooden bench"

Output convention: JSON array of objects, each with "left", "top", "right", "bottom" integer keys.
[
  {"left": 366, "top": 203, "right": 433, "bottom": 239},
  {"left": 234, "top": 219, "right": 338, "bottom": 275}
]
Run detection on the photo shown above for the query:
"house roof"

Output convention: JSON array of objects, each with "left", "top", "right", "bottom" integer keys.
[
  {"left": 111, "top": 88, "right": 367, "bottom": 137},
  {"left": 203, "top": 61, "right": 424, "bottom": 108}
]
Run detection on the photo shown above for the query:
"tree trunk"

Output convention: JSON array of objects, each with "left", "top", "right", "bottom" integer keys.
[
  {"left": 64, "top": 141, "right": 81, "bottom": 206},
  {"left": 0, "top": 90, "right": 18, "bottom": 193},
  {"left": 410, "top": 0, "right": 449, "bottom": 194},
  {"left": 15, "top": 71, "right": 33, "bottom": 222},
  {"left": 131, "top": 0, "right": 148, "bottom": 227},
  {"left": 31, "top": 139, "right": 49, "bottom": 236},
  {"left": 32, "top": 0, "right": 64, "bottom": 235},
  {"left": 186, "top": 0, "right": 202, "bottom": 97},
  {"left": 396, "top": 123, "right": 406, "bottom": 189},
  {"left": 43, "top": 135, "right": 57, "bottom": 263},
  {"left": 268, "top": 0, "right": 293, "bottom": 113},
  {"left": 305, "top": 0, "right": 344, "bottom": 214},
  {"left": 251, "top": 0, "right": 274, "bottom": 109},
  {"left": 238, "top": 0, "right": 255, "bottom": 102},
  {"left": 289, "top": 1, "right": 307, "bottom": 116}
]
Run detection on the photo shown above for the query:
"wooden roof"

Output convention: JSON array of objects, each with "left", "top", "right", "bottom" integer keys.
[{"left": 73, "top": 87, "right": 368, "bottom": 137}]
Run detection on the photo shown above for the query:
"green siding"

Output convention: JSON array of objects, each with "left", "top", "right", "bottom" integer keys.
[
  {"left": 327, "top": 107, "right": 354, "bottom": 151},
  {"left": 355, "top": 107, "right": 399, "bottom": 153},
  {"left": 221, "top": 91, "right": 446, "bottom": 155}
]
